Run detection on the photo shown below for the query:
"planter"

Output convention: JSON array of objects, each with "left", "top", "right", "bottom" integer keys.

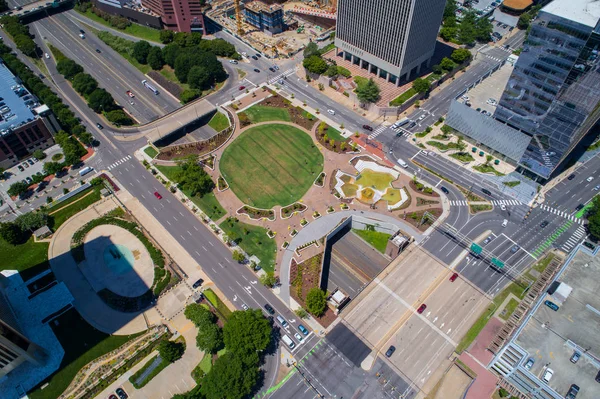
[
  {"left": 300, "top": 218, "right": 308, "bottom": 226},
  {"left": 280, "top": 202, "right": 308, "bottom": 219},
  {"left": 290, "top": 229, "right": 298, "bottom": 237},
  {"left": 282, "top": 241, "right": 289, "bottom": 249},
  {"left": 313, "top": 211, "right": 321, "bottom": 219},
  {"left": 237, "top": 205, "right": 276, "bottom": 221}
]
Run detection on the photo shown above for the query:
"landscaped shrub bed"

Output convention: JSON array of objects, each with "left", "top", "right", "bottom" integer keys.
[
  {"left": 156, "top": 129, "right": 231, "bottom": 160},
  {"left": 281, "top": 202, "right": 308, "bottom": 219},
  {"left": 217, "top": 176, "right": 228, "bottom": 191},
  {"left": 238, "top": 206, "right": 275, "bottom": 221},
  {"left": 315, "top": 122, "right": 350, "bottom": 153},
  {"left": 314, "top": 172, "right": 326, "bottom": 187},
  {"left": 409, "top": 179, "right": 439, "bottom": 197}
]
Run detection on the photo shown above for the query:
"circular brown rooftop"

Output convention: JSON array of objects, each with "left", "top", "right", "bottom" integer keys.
[{"left": 502, "top": 0, "right": 533, "bottom": 11}]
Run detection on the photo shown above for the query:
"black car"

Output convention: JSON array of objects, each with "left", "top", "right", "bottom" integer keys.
[
  {"left": 95, "top": 48, "right": 101, "bottom": 53},
  {"left": 253, "top": 68, "right": 260, "bottom": 73},
  {"left": 566, "top": 384, "right": 579, "bottom": 399},
  {"left": 192, "top": 278, "right": 204, "bottom": 289},
  {"left": 362, "top": 124, "right": 373, "bottom": 131},
  {"left": 576, "top": 204, "right": 585, "bottom": 211},
  {"left": 385, "top": 346, "right": 396, "bottom": 357},
  {"left": 116, "top": 388, "right": 128, "bottom": 399},
  {"left": 264, "top": 303, "right": 275, "bottom": 315},
  {"left": 255, "top": 53, "right": 261, "bottom": 58},
  {"left": 96, "top": 123, "right": 103, "bottom": 130},
  {"left": 251, "top": 56, "right": 258, "bottom": 60},
  {"left": 268, "top": 67, "right": 275, "bottom": 72},
  {"left": 481, "top": 188, "right": 492, "bottom": 196},
  {"left": 440, "top": 186, "right": 449, "bottom": 194},
  {"left": 568, "top": 174, "right": 576, "bottom": 180},
  {"left": 540, "top": 220, "right": 549, "bottom": 228}
]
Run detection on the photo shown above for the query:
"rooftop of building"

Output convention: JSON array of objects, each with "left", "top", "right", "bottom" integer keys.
[
  {"left": 542, "top": 0, "right": 600, "bottom": 28},
  {"left": 244, "top": 0, "right": 283, "bottom": 14},
  {"left": 0, "top": 61, "right": 39, "bottom": 136}
]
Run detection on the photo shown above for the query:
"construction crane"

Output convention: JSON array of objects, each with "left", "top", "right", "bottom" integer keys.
[{"left": 234, "top": 0, "right": 244, "bottom": 35}]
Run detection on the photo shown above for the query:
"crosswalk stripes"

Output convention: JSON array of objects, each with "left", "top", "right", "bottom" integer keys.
[
  {"left": 106, "top": 155, "right": 132, "bottom": 171},
  {"left": 268, "top": 68, "right": 296, "bottom": 84},
  {"left": 561, "top": 225, "right": 587, "bottom": 252},
  {"left": 368, "top": 125, "right": 387, "bottom": 139},
  {"left": 491, "top": 200, "right": 522, "bottom": 206},
  {"left": 449, "top": 200, "right": 468, "bottom": 206},
  {"left": 485, "top": 55, "right": 504, "bottom": 63},
  {"left": 538, "top": 204, "right": 583, "bottom": 224}
]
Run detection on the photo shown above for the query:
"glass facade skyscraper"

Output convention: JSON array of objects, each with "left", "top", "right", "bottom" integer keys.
[{"left": 494, "top": 1, "right": 600, "bottom": 179}]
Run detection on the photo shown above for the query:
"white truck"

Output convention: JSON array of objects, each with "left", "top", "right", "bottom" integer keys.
[
  {"left": 78, "top": 166, "right": 93, "bottom": 176},
  {"left": 281, "top": 334, "right": 295, "bottom": 349}
]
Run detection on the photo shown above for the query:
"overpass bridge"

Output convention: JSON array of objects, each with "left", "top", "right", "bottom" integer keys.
[{"left": 4, "top": 0, "right": 72, "bottom": 21}]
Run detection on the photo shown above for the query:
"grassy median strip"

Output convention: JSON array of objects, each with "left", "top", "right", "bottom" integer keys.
[
  {"left": 129, "top": 355, "right": 170, "bottom": 389},
  {"left": 49, "top": 187, "right": 102, "bottom": 229},
  {"left": 203, "top": 288, "right": 232, "bottom": 322}
]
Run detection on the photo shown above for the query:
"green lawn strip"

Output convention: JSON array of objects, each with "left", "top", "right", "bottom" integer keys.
[
  {"left": 129, "top": 355, "right": 170, "bottom": 388},
  {"left": 498, "top": 298, "right": 520, "bottom": 321},
  {"left": 28, "top": 309, "right": 142, "bottom": 399},
  {"left": 93, "top": 29, "right": 151, "bottom": 74},
  {"left": 144, "top": 146, "right": 158, "bottom": 158},
  {"left": 76, "top": 8, "right": 161, "bottom": 42},
  {"left": 389, "top": 88, "right": 417, "bottom": 106},
  {"left": 208, "top": 112, "right": 230, "bottom": 132},
  {"left": 472, "top": 164, "right": 505, "bottom": 176},
  {"left": 49, "top": 187, "right": 102, "bottom": 229},
  {"left": 220, "top": 124, "right": 324, "bottom": 209},
  {"left": 219, "top": 217, "right": 276, "bottom": 273},
  {"left": 203, "top": 288, "right": 232, "bottom": 322},
  {"left": 199, "top": 352, "right": 212, "bottom": 373},
  {"left": 0, "top": 237, "right": 49, "bottom": 281},
  {"left": 455, "top": 281, "right": 527, "bottom": 353},
  {"left": 352, "top": 229, "right": 390, "bottom": 254},
  {"left": 242, "top": 105, "right": 292, "bottom": 123},
  {"left": 324, "top": 125, "right": 345, "bottom": 142},
  {"left": 154, "top": 165, "right": 226, "bottom": 220},
  {"left": 533, "top": 253, "right": 555, "bottom": 273}
]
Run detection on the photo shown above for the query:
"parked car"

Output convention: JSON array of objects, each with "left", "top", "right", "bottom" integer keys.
[
  {"left": 566, "top": 384, "right": 580, "bottom": 399},
  {"left": 524, "top": 357, "right": 534, "bottom": 370},
  {"left": 22, "top": 162, "right": 28, "bottom": 168},
  {"left": 576, "top": 204, "right": 585, "bottom": 211},
  {"left": 255, "top": 53, "right": 261, "bottom": 58},
  {"left": 268, "top": 67, "right": 275, "bottom": 72},
  {"left": 17, "top": 165, "right": 24, "bottom": 172},
  {"left": 544, "top": 300, "right": 559, "bottom": 311},
  {"left": 264, "top": 303, "right": 275, "bottom": 315},
  {"left": 229, "top": 60, "right": 238, "bottom": 64},
  {"left": 298, "top": 324, "right": 308, "bottom": 335},
  {"left": 417, "top": 304, "right": 427, "bottom": 314},
  {"left": 241, "top": 303, "right": 249, "bottom": 310},
  {"left": 154, "top": 191, "right": 162, "bottom": 200},
  {"left": 385, "top": 345, "right": 396, "bottom": 357},
  {"left": 44, "top": 53, "right": 49, "bottom": 59},
  {"left": 511, "top": 245, "right": 519, "bottom": 253},
  {"left": 294, "top": 333, "right": 303, "bottom": 341},
  {"left": 483, "top": 236, "right": 492, "bottom": 245},
  {"left": 109, "top": 395, "right": 118, "bottom": 399},
  {"left": 251, "top": 56, "right": 258, "bottom": 60},
  {"left": 570, "top": 351, "right": 581, "bottom": 363},
  {"left": 27, "top": 158, "right": 34, "bottom": 165},
  {"left": 587, "top": 176, "right": 594, "bottom": 182},
  {"left": 449, "top": 273, "right": 458, "bottom": 282},
  {"left": 115, "top": 388, "right": 128, "bottom": 399},
  {"left": 542, "top": 368, "right": 554, "bottom": 383},
  {"left": 192, "top": 278, "right": 204, "bottom": 289},
  {"left": 362, "top": 125, "right": 373, "bottom": 131},
  {"left": 568, "top": 174, "right": 576, "bottom": 180}
]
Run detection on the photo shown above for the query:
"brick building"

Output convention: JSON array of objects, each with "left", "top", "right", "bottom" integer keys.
[{"left": 141, "top": 0, "right": 206, "bottom": 33}]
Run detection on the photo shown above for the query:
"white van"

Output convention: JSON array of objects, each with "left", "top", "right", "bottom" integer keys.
[
  {"left": 281, "top": 334, "right": 295, "bottom": 349},
  {"left": 397, "top": 159, "right": 408, "bottom": 168},
  {"left": 276, "top": 315, "right": 288, "bottom": 328},
  {"left": 502, "top": 219, "right": 508, "bottom": 227}
]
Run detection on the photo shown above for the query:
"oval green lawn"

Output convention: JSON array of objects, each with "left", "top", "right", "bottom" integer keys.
[{"left": 220, "top": 124, "right": 323, "bottom": 209}]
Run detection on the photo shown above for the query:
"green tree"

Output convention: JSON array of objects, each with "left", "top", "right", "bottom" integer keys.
[
  {"left": 184, "top": 32, "right": 203, "bottom": 47},
  {"left": 188, "top": 66, "right": 211, "bottom": 91},
  {"left": 105, "top": 109, "right": 134, "bottom": 126},
  {"left": 355, "top": 78, "right": 380, "bottom": 104},
  {"left": 185, "top": 303, "right": 215, "bottom": 326},
  {"left": 14, "top": 34, "right": 37, "bottom": 57},
  {"left": 443, "top": 0, "right": 457, "bottom": 19},
  {"left": 223, "top": 309, "right": 271, "bottom": 358},
  {"left": 15, "top": 211, "right": 48, "bottom": 232},
  {"left": 294, "top": 308, "right": 309, "bottom": 319},
  {"left": 173, "top": 156, "right": 215, "bottom": 196},
  {"left": 80, "top": 131, "right": 94, "bottom": 146},
  {"left": 7, "top": 181, "right": 30, "bottom": 197},
  {"left": 259, "top": 272, "right": 277, "bottom": 287},
  {"left": 160, "top": 29, "right": 174, "bottom": 44},
  {"left": 196, "top": 322, "right": 223, "bottom": 354},
  {"left": 324, "top": 64, "right": 338, "bottom": 77},
  {"left": 440, "top": 57, "right": 456, "bottom": 71},
  {"left": 588, "top": 207, "right": 600, "bottom": 240},
  {"left": 56, "top": 59, "right": 84, "bottom": 80},
  {"left": 88, "top": 88, "right": 116, "bottom": 113},
  {"left": 458, "top": 14, "right": 477, "bottom": 45},
  {"left": 306, "top": 287, "right": 327, "bottom": 317},
  {"left": 72, "top": 73, "right": 98, "bottom": 96},
  {"left": 200, "top": 354, "right": 259, "bottom": 399},
  {"left": 0, "top": 222, "right": 25, "bottom": 245},
  {"left": 450, "top": 48, "right": 472, "bottom": 64},
  {"left": 412, "top": 78, "right": 430, "bottom": 94},
  {"left": 232, "top": 250, "right": 245, "bottom": 263},
  {"left": 517, "top": 13, "right": 532, "bottom": 29},
  {"left": 32, "top": 149, "right": 46, "bottom": 160},
  {"left": 302, "top": 55, "right": 328, "bottom": 75},
  {"left": 158, "top": 340, "right": 185, "bottom": 363},
  {"left": 180, "top": 89, "right": 199, "bottom": 104},
  {"left": 132, "top": 40, "right": 152, "bottom": 64},
  {"left": 147, "top": 46, "right": 165, "bottom": 70},
  {"left": 439, "top": 26, "right": 457, "bottom": 42},
  {"left": 162, "top": 43, "right": 181, "bottom": 68},
  {"left": 303, "top": 42, "right": 320, "bottom": 58},
  {"left": 43, "top": 161, "right": 64, "bottom": 176},
  {"left": 475, "top": 17, "right": 493, "bottom": 42}
]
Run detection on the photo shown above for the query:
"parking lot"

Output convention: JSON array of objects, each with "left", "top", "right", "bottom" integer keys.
[
  {"left": 341, "top": 246, "right": 488, "bottom": 391},
  {"left": 513, "top": 249, "right": 600, "bottom": 399}
]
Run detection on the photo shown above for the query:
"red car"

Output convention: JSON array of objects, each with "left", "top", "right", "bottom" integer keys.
[
  {"left": 239, "top": 85, "right": 246, "bottom": 91},
  {"left": 417, "top": 304, "right": 427, "bottom": 314},
  {"left": 154, "top": 191, "right": 162, "bottom": 199},
  {"left": 449, "top": 273, "right": 458, "bottom": 282},
  {"left": 126, "top": 90, "right": 135, "bottom": 98}
]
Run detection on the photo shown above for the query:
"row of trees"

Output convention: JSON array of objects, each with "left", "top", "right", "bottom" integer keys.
[
  {"left": 0, "top": 211, "right": 49, "bottom": 245},
  {"left": 440, "top": 1, "right": 493, "bottom": 45},
  {"left": 182, "top": 305, "right": 272, "bottom": 399},
  {"left": 53, "top": 46, "right": 133, "bottom": 126},
  {"left": 411, "top": 48, "right": 472, "bottom": 95},
  {"left": 517, "top": 5, "right": 542, "bottom": 29},
  {"left": 76, "top": 1, "right": 131, "bottom": 30},
  {"left": 586, "top": 197, "right": 600, "bottom": 241},
  {"left": 0, "top": 16, "right": 38, "bottom": 57}
]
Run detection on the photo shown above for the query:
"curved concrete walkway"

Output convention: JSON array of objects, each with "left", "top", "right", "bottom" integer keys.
[
  {"left": 48, "top": 198, "right": 148, "bottom": 335},
  {"left": 278, "top": 210, "right": 425, "bottom": 306}
]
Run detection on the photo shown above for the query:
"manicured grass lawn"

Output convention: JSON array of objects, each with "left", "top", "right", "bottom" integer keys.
[
  {"left": 49, "top": 187, "right": 102, "bottom": 229},
  {"left": 208, "top": 112, "right": 230, "bottom": 132},
  {"left": 154, "top": 165, "right": 226, "bottom": 220},
  {"left": 219, "top": 217, "right": 276, "bottom": 273},
  {"left": 499, "top": 298, "right": 519, "bottom": 321},
  {"left": 533, "top": 253, "right": 555, "bottom": 273},
  {"left": 341, "top": 182, "right": 358, "bottom": 197},
  {"left": 199, "top": 353, "right": 212, "bottom": 373},
  {"left": 356, "top": 169, "right": 395, "bottom": 191},
  {"left": 389, "top": 88, "right": 417, "bottom": 106},
  {"left": 352, "top": 229, "right": 391, "bottom": 254},
  {"left": 324, "top": 125, "right": 345, "bottom": 142},
  {"left": 381, "top": 188, "right": 403, "bottom": 205},
  {"left": 0, "top": 237, "right": 49, "bottom": 281},
  {"left": 77, "top": 8, "right": 162, "bottom": 43},
  {"left": 144, "top": 146, "right": 158, "bottom": 158},
  {"left": 242, "top": 105, "right": 292, "bottom": 123},
  {"left": 28, "top": 309, "right": 142, "bottom": 399},
  {"left": 220, "top": 124, "right": 323, "bottom": 209}
]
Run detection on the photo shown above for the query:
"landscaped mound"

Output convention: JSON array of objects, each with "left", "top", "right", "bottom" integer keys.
[{"left": 220, "top": 124, "right": 324, "bottom": 209}]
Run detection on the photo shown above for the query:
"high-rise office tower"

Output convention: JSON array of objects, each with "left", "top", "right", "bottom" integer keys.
[
  {"left": 494, "top": 0, "right": 600, "bottom": 178},
  {"left": 141, "top": 0, "right": 206, "bottom": 33},
  {"left": 334, "top": 0, "right": 447, "bottom": 86}
]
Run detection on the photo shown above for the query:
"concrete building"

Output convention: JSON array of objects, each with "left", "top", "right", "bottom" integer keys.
[
  {"left": 92, "top": 0, "right": 163, "bottom": 29},
  {"left": 243, "top": 1, "right": 284, "bottom": 35},
  {"left": 141, "top": 0, "right": 206, "bottom": 32},
  {"left": 0, "top": 62, "right": 56, "bottom": 170},
  {"left": 447, "top": 0, "right": 600, "bottom": 181},
  {"left": 334, "top": 0, "right": 447, "bottom": 85}
]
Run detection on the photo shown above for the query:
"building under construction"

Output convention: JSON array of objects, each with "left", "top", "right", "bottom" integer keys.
[{"left": 243, "top": 1, "right": 285, "bottom": 34}]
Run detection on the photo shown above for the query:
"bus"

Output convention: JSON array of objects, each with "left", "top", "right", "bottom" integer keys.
[
  {"left": 79, "top": 166, "right": 94, "bottom": 176},
  {"left": 141, "top": 79, "right": 159, "bottom": 95}
]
